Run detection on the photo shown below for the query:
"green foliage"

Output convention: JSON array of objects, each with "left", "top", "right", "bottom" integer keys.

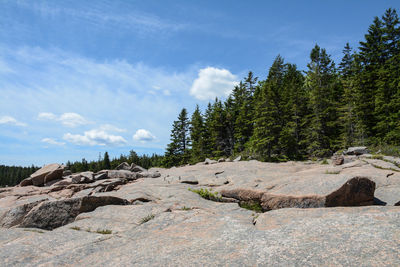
[
  {"left": 325, "top": 170, "right": 340, "bottom": 174},
  {"left": 188, "top": 188, "right": 222, "bottom": 201},
  {"left": 0, "top": 165, "right": 39, "bottom": 187},
  {"left": 96, "top": 229, "right": 112, "bottom": 234},
  {"left": 321, "top": 159, "right": 329, "bottom": 165},
  {"left": 163, "top": 108, "right": 191, "bottom": 167},
  {"left": 239, "top": 201, "right": 263, "bottom": 212},
  {"left": 70, "top": 226, "right": 81, "bottom": 231},
  {"left": 140, "top": 214, "right": 155, "bottom": 224}
]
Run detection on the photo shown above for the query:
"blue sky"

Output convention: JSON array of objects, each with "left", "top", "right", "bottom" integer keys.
[{"left": 1, "top": 0, "right": 399, "bottom": 166}]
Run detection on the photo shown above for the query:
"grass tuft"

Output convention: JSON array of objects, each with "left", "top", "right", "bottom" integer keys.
[
  {"left": 325, "top": 170, "right": 340, "bottom": 174},
  {"left": 188, "top": 188, "right": 222, "bottom": 201},
  {"left": 239, "top": 201, "right": 263, "bottom": 212},
  {"left": 96, "top": 229, "right": 112, "bottom": 234},
  {"left": 140, "top": 214, "right": 155, "bottom": 224}
]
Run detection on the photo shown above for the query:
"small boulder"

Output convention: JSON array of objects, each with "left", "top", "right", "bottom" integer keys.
[
  {"left": 70, "top": 172, "right": 94, "bottom": 184},
  {"left": 180, "top": 176, "right": 198, "bottom": 185},
  {"left": 333, "top": 156, "right": 344, "bottom": 165},
  {"left": 204, "top": 158, "right": 217, "bottom": 165},
  {"left": 131, "top": 165, "right": 147, "bottom": 173},
  {"left": 115, "top": 162, "right": 131, "bottom": 171},
  {"left": 233, "top": 156, "right": 242, "bottom": 162},
  {"left": 218, "top": 158, "right": 225, "bottom": 163}
]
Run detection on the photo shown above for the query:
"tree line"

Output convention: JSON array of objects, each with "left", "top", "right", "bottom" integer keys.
[
  {"left": 164, "top": 8, "right": 400, "bottom": 167},
  {"left": 0, "top": 151, "right": 163, "bottom": 187}
]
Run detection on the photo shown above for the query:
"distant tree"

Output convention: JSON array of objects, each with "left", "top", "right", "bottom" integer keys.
[
  {"left": 164, "top": 108, "right": 190, "bottom": 166},
  {"left": 103, "top": 152, "right": 111, "bottom": 169}
]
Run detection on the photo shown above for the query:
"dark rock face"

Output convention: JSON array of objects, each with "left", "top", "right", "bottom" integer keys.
[
  {"left": 325, "top": 177, "right": 376, "bottom": 207},
  {"left": 261, "top": 194, "right": 325, "bottom": 211},
  {"left": 19, "top": 196, "right": 129, "bottom": 230}
]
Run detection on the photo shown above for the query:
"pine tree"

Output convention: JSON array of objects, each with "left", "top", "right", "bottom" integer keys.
[
  {"left": 278, "top": 63, "right": 307, "bottom": 159},
  {"left": 338, "top": 43, "right": 359, "bottom": 147},
  {"left": 304, "top": 45, "right": 340, "bottom": 157},
  {"left": 250, "top": 56, "right": 285, "bottom": 160},
  {"left": 190, "top": 105, "right": 205, "bottom": 162},
  {"left": 164, "top": 108, "right": 190, "bottom": 166}
]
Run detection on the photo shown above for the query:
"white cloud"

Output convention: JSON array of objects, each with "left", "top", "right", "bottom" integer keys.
[
  {"left": 0, "top": 115, "right": 27, "bottom": 127},
  {"left": 63, "top": 129, "right": 127, "bottom": 146},
  {"left": 190, "top": 67, "right": 238, "bottom": 101},
  {"left": 38, "top": 112, "right": 89, "bottom": 127},
  {"left": 38, "top": 112, "right": 57, "bottom": 120},
  {"left": 163, "top": 89, "right": 171, "bottom": 96},
  {"left": 99, "top": 124, "right": 127, "bottom": 133},
  {"left": 41, "top": 137, "right": 65, "bottom": 146},
  {"left": 133, "top": 129, "right": 156, "bottom": 142}
]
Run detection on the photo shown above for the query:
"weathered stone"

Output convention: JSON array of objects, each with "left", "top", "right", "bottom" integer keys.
[
  {"left": 115, "top": 162, "right": 131, "bottom": 171},
  {"left": 137, "top": 171, "right": 161, "bottom": 178},
  {"left": 107, "top": 170, "right": 137, "bottom": 180},
  {"left": 334, "top": 155, "right": 344, "bottom": 165},
  {"left": 19, "top": 196, "right": 129, "bottom": 230},
  {"left": 62, "top": 170, "right": 72, "bottom": 177},
  {"left": 204, "top": 158, "right": 217, "bottom": 165},
  {"left": 345, "top": 146, "right": 369, "bottom": 155},
  {"left": 20, "top": 164, "right": 64, "bottom": 187},
  {"left": 233, "top": 156, "right": 242, "bottom": 162},
  {"left": 218, "top": 158, "right": 225, "bottom": 163},
  {"left": 70, "top": 172, "right": 94, "bottom": 184},
  {"left": 325, "top": 177, "right": 376, "bottom": 207},
  {"left": 94, "top": 172, "right": 108, "bottom": 181},
  {"left": 131, "top": 165, "right": 147, "bottom": 173},
  {"left": 180, "top": 176, "right": 198, "bottom": 185}
]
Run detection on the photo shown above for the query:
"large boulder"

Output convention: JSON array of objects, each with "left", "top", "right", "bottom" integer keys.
[
  {"left": 19, "top": 164, "right": 64, "bottom": 187},
  {"left": 70, "top": 172, "right": 94, "bottom": 184},
  {"left": 19, "top": 196, "right": 129, "bottom": 230},
  {"left": 221, "top": 177, "right": 376, "bottom": 212},
  {"left": 325, "top": 176, "right": 376, "bottom": 207}
]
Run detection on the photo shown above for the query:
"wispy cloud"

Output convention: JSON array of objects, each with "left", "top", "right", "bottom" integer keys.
[
  {"left": 0, "top": 115, "right": 27, "bottom": 127},
  {"left": 41, "top": 137, "right": 65, "bottom": 146},
  {"left": 12, "top": 1, "right": 187, "bottom": 35},
  {"left": 38, "top": 112, "right": 89, "bottom": 127}
]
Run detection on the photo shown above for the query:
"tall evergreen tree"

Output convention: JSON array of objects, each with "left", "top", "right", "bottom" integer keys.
[
  {"left": 250, "top": 56, "right": 285, "bottom": 160},
  {"left": 164, "top": 108, "right": 190, "bottom": 166},
  {"left": 304, "top": 45, "right": 340, "bottom": 157},
  {"left": 190, "top": 105, "right": 205, "bottom": 162}
]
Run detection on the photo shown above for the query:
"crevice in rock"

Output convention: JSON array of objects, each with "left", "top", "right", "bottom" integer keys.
[{"left": 218, "top": 177, "right": 377, "bottom": 212}]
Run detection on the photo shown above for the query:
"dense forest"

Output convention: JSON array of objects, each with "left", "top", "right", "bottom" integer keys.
[
  {"left": 1, "top": 8, "right": 399, "bottom": 185},
  {"left": 163, "top": 8, "right": 400, "bottom": 167}
]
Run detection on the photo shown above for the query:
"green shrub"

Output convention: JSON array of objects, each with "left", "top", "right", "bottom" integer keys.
[
  {"left": 321, "top": 159, "right": 329, "bottom": 165},
  {"left": 188, "top": 188, "right": 222, "bottom": 201},
  {"left": 96, "top": 229, "right": 112, "bottom": 234},
  {"left": 325, "top": 170, "right": 340, "bottom": 174},
  {"left": 239, "top": 201, "right": 263, "bottom": 212}
]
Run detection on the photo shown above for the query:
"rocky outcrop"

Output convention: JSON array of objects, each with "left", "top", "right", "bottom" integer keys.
[
  {"left": 1, "top": 157, "right": 400, "bottom": 266},
  {"left": 204, "top": 158, "right": 217, "bottom": 165},
  {"left": 18, "top": 196, "right": 129, "bottom": 230},
  {"left": 19, "top": 164, "right": 65, "bottom": 187},
  {"left": 221, "top": 177, "right": 376, "bottom": 211}
]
